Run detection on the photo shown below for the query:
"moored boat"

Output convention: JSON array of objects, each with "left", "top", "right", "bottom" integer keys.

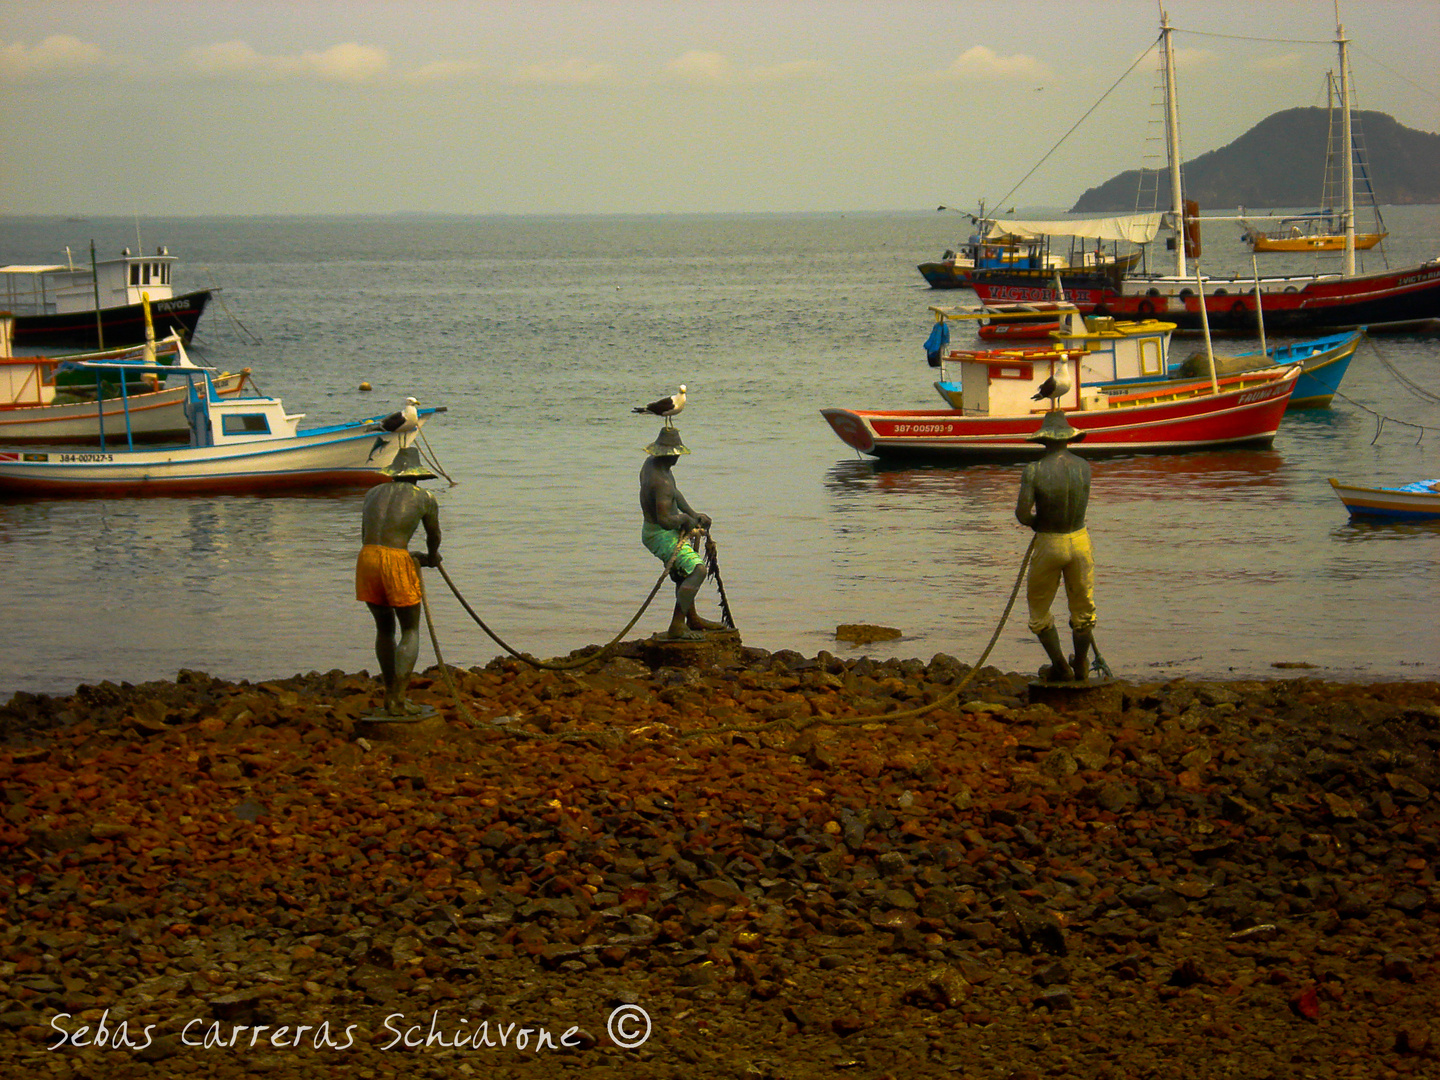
[
  {"left": 971, "top": 17, "right": 1440, "bottom": 334},
  {"left": 1329, "top": 478, "right": 1440, "bottom": 520},
  {"left": 0, "top": 360, "right": 444, "bottom": 497},
  {"left": 927, "top": 305, "right": 1361, "bottom": 409},
  {"left": 0, "top": 318, "right": 250, "bottom": 444},
  {"left": 1, "top": 245, "right": 211, "bottom": 349},
  {"left": 822, "top": 342, "right": 1303, "bottom": 461}
]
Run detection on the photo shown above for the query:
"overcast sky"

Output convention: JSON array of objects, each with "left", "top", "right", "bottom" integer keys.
[{"left": 2, "top": 0, "right": 1436, "bottom": 216}]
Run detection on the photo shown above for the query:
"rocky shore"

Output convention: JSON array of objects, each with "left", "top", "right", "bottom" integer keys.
[{"left": 1, "top": 643, "right": 1437, "bottom": 1079}]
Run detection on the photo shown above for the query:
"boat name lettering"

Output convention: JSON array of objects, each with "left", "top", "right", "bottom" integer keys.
[
  {"left": 58, "top": 453, "right": 114, "bottom": 463},
  {"left": 152, "top": 300, "right": 191, "bottom": 312},
  {"left": 1398, "top": 267, "right": 1440, "bottom": 287},
  {"left": 1237, "top": 388, "right": 1278, "bottom": 405}
]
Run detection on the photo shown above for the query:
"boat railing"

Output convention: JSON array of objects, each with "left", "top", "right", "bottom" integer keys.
[{"left": 55, "top": 360, "right": 221, "bottom": 452}]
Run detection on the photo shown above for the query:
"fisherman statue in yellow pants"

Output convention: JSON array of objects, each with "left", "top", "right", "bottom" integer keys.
[
  {"left": 1015, "top": 411, "right": 1096, "bottom": 683},
  {"left": 356, "top": 447, "right": 442, "bottom": 715}
]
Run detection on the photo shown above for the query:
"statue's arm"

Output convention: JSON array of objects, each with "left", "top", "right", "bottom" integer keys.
[
  {"left": 419, "top": 494, "right": 442, "bottom": 566},
  {"left": 672, "top": 486, "right": 710, "bottom": 531},
  {"left": 1015, "top": 465, "right": 1037, "bottom": 527}
]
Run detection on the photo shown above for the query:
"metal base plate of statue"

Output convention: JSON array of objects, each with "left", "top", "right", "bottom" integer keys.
[
  {"left": 641, "top": 628, "right": 742, "bottom": 669},
  {"left": 355, "top": 705, "right": 446, "bottom": 743},
  {"left": 1027, "top": 673, "right": 1122, "bottom": 713}
]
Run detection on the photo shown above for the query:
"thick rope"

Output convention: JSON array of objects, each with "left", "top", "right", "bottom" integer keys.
[
  {"left": 434, "top": 528, "right": 705, "bottom": 672},
  {"left": 415, "top": 535, "right": 1046, "bottom": 745}
]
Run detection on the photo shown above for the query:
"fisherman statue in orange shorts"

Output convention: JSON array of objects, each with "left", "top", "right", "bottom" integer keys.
[
  {"left": 639, "top": 426, "right": 726, "bottom": 640},
  {"left": 1015, "top": 411, "right": 1096, "bottom": 683},
  {"left": 356, "top": 447, "right": 442, "bottom": 715}
]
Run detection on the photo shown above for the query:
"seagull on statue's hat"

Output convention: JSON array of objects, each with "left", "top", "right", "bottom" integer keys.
[
  {"left": 373, "top": 397, "right": 421, "bottom": 438},
  {"left": 633, "top": 385, "right": 686, "bottom": 427},
  {"left": 1031, "top": 370, "right": 1071, "bottom": 407}
]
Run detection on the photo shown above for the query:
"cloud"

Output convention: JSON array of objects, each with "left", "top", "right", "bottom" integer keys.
[
  {"left": 665, "top": 50, "right": 734, "bottom": 85},
  {"left": 1251, "top": 52, "right": 1302, "bottom": 73},
  {"left": 750, "top": 60, "right": 830, "bottom": 83},
  {"left": 403, "top": 60, "right": 488, "bottom": 85},
  {"left": 937, "top": 46, "right": 1051, "bottom": 82},
  {"left": 181, "top": 40, "right": 389, "bottom": 83},
  {"left": 510, "top": 57, "right": 617, "bottom": 86},
  {"left": 0, "top": 35, "right": 112, "bottom": 81}
]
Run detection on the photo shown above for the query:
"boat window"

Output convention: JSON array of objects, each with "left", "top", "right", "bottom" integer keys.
[
  {"left": 162, "top": 265, "right": 170, "bottom": 285},
  {"left": 130, "top": 264, "right": 141, "bottom": 285},
  {"left": 222, "top": 414, "right": 271, "bottom": 435},
  {"left": 1140, "top": 339, "right": 1162, "bottom": 375},
  {"left": 142, "top": 264, "right": 151, "bottom": 285}
]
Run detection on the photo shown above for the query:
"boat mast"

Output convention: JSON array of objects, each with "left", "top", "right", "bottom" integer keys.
[
  {"left": 1335, "top": 10, "right": 1355, "bottom": 276},
  {"left": 1160, "top": 11, "right": 1185, "bottom": 278}
]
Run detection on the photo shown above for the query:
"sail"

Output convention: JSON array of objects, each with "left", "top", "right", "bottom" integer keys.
[{"left": 981, "top": 213, "right": 1164, "bottom": 245}]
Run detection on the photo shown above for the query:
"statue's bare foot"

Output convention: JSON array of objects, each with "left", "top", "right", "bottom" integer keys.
[
  {"left": 1068, "top": 656, "right": 1089, "bottom": 683},
  {"left": 686, "top": 614, "right": 726, "bottom": 631},
  {"left": 385, "top": 698, "right": 426, "bottom": 717},
  {"left": 665, "top": 627, "right": 707, "bottom": 641}
]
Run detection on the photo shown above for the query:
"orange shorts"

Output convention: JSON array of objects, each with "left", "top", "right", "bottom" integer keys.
[{"left": 355, "top": 544, "right": 422, "bottom": 608}]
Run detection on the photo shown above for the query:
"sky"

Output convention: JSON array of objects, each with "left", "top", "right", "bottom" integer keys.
[{"left": 1, "top": 0, "right": 1436, "bottom": 217}]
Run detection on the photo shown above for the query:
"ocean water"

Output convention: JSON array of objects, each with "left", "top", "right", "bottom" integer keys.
[{"left": 1, "top": 209, "right": 1437, "bottom": 697}]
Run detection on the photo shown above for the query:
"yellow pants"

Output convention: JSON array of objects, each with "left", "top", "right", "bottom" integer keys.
[
  {"left": 1026, "top": 528, "right": 1096, "bottom": 634},
  {"left": 355, "top": 544, "right": 422, "bottom": 608}
]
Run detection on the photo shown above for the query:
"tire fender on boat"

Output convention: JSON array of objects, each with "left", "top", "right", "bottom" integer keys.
[{"left": 1137, "top": 300, "right": 1155, "bottom": 316}]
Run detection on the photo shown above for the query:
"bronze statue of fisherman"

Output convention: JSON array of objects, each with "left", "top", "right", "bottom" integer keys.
[
  {"left": 1015, "top": 411, "right": 1096, "bottom": 682},
  {"left": 639, "top": 427, "right": 725, "bottom": 640},
  {"left": 356, "top": 447, "right": 442, "bottom": 715}
]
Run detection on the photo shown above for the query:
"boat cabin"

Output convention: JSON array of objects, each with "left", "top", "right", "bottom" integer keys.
[
  {"left": 1050, "top": 316, "right": 1175, "bottom": 387},
  {"left": 0, "top": 248, "right": 179, "bottom": 317},
  {"left": 0, "top": 315, "right": 57, "bottom": 407},
  {"left": 56, "top": 361, "right": 302, "bottom": 450},
  {"left": 953, "top": 348, "right": 1084, "bottom": 416}
]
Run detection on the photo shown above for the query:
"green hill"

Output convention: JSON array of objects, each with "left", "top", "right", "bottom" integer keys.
[{"left": 1070, "top": 107, "right": 1440, "bottom": 211}]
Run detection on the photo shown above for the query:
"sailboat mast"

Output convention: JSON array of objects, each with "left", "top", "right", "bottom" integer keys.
[
  {"left": 1161, "top": 11, "right": 1185, "bottom": 279},
  {"left": 1336, "top": 15, "right": 1355, "bottom": 276}
]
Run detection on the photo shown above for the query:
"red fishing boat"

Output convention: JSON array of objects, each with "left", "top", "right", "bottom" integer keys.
[{"left": 822, "top": 346, "right": 1302, "bottom": 462}]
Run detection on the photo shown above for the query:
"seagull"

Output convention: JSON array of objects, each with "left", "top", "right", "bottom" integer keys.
[
  {"left": 1032, "top": 370, "right": 1071, "bottom": 405},
  {"left": 371, "top": 397, "right": 421, "bottom": 445},
  {"left": 633, "top": 385, "right": 686, "bottom": 427}
]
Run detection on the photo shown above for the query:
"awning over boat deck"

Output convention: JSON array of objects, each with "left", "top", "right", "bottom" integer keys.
[
  {"left": 982, "top": 213, "right": 1165, "bottom": 245},
  {"left": 0, "top": 265, "right": 70, "bottom": 275}
]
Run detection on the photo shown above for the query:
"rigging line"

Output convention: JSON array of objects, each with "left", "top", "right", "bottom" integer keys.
[
  {"left": 1171, "top": 27, "right": 1331, "bottom": 45},
  {"left": 1350, "top": 45, "right": 1440, "bottom": 102},
  {"left": 991, "top": 35, "right": 1161, "bottom": 212}
]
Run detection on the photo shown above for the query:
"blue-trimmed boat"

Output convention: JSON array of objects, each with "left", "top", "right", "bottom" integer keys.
[
  {"left": 1330, "top": 478, "right": 1440, "bottom": 520},
  {"left": 0, "top": 360, "right": 443, "bottom": 497}
]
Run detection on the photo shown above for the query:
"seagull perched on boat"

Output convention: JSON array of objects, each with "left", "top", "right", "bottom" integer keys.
[
  {"left": 1032, "top": 370, "right": 1071, "bottom": 406},
  {"left": 633, "top": 385, "right": 686, "bottom": 427}
]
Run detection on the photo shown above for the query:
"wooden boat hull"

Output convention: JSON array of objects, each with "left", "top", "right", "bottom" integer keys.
[
  {"left": 920, "top": 251, "right": 1142, "bottom": 291},
  {"left": 8, "top": 289, "right": 211, "bottom": 349},
  {"left": 0, "top": 371, "right": 249, "bottom": 444},
  {"left": 823, "top": 367, "right": 1300, "bottom": 461},
  {"left": 1250, "top": 232, "right": 1387, "bottom": 252},
  {"left": 972, "top": 260, "right": 1440, "bottom": 334},
  {"left": 1329, "top": 478, "right": 1440, "bottom": 520},
  {"left": 0, "top": 426, "right": 410, "bottom": 497}
]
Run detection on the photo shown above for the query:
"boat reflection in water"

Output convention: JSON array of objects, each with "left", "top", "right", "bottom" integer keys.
[{"left": 825, "top": 446, "right": 1288, "bottom": 505}]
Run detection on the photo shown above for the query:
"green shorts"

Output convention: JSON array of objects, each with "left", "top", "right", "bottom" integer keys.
[{"left": 642, "top": 522, "right": 704, "bottom": 582}]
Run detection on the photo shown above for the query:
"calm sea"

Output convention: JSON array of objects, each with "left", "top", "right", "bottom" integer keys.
[{"left": 1, "top": 209, "right": 1437, "bottom": 697}]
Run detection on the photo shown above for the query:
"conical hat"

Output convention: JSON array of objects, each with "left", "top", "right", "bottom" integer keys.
[
  {"left": 1027, "top": 409, "right": 1085, "bottom": 443},
  {"left": 643, "top": 426, "right": 691, "bottom": 456},
  {"left": 383, "top": 446, "right": 437, "bottom": 479}
]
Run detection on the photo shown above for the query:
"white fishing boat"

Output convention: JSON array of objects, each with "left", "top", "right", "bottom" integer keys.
[
  {"left": 0, "top": 316, "right": 249, "bottom": 444},
  {"left": 0, "top": 360, "right": 443, "bottom": 497}
]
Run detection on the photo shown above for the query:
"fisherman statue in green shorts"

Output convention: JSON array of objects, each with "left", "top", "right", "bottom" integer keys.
[
  {"left": 1015, "top": 410, "right": 1096, "bottom": 683},
  {"left": 639, "top": 426, "right": 725, "bottom": 640}
]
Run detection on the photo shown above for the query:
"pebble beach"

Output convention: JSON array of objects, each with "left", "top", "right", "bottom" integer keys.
[{"left": 2, "top": 640, "right": 1437, "bottom": 1078}]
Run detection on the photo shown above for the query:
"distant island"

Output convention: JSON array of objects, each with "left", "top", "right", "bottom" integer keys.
[{"left": 1071, "top": 107, "right": 1440, "bottom": 211}]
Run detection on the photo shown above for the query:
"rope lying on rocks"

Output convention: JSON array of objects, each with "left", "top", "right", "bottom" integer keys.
[
  {"left": 413, "top": 535, "right": 1039, "bottom": 744},
  {"left": 429, "top": 526, "right": 703, "bottom": 674}
]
